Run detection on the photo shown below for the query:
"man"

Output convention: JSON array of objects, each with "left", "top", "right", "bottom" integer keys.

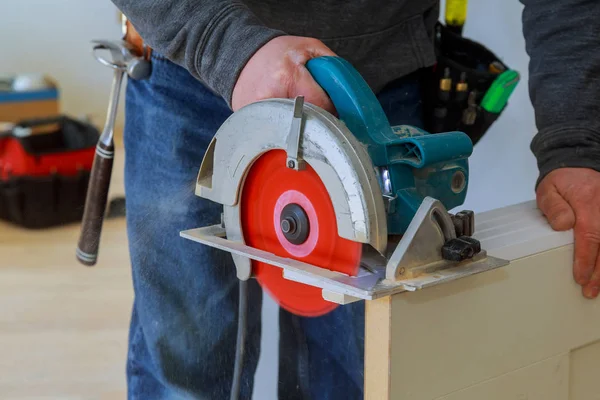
[{"left": 111, "top": 0, "right": 600, "bottom": 399}]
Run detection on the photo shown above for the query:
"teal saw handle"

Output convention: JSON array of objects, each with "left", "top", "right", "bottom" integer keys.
[{"left": 305, "top": 56, "right": 393, "bottom": 146}]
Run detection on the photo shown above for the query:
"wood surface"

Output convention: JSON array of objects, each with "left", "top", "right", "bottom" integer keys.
[
  {"left": 77, "top": 141, "right": 115, "bottom": 266},
  {"left": 365, "top": 201, "right": 600, "bottom": 400}
]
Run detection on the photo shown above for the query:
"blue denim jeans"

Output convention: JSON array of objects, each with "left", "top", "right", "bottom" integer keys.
[{"left": 123, "top": 54, "right": 424, "bottom": 400}]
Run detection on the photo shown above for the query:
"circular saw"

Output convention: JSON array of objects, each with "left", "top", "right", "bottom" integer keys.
[{"left": 181, "top": 56, "right": 509, "bottom": 317}]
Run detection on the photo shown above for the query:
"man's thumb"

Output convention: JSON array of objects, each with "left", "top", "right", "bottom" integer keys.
[{"left": 537, "top": 186, "right": 575, "bottom": 231}]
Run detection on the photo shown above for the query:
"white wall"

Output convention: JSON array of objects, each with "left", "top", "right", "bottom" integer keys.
[{"left": 0, "top": 0, "right": 125, "bottom": 129}]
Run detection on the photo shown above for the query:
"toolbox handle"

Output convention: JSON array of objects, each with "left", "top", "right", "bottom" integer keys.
[{"left": 306, "top": 56, "right": 394, "bottom": 146}]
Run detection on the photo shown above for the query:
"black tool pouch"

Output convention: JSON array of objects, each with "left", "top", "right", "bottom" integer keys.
[
  {"left": 0, "top": 116, "right": 98, "bottom": 229},
  {"left": 0, "top": 171, "right": 92, "bottom": 229},
  {"left": 422, "top": 23, "right": 513, "bottom": 145}
]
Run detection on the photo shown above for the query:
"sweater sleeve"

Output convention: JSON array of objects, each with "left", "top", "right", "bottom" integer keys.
[
  {"left": 111, "top": 0, "right": 285, "bottom": 106},
  {"left": 519, "top": 0, "right": 600, "bottom": 186}
]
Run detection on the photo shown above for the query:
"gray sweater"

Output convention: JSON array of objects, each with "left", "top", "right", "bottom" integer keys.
[{"left": 112, "top": 0, "right": 600, "bottom": 185}]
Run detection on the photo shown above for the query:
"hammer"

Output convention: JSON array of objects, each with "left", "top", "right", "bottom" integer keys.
[{"left": 76, "top": 40, "right": 150, "bottom": 266}]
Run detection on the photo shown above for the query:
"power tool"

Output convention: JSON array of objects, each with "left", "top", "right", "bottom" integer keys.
[{"left": 181, "top": 56, "right": 509, "bottom": 317}]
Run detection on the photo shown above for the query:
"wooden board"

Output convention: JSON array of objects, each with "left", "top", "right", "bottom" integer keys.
[{"left": 365, "top": 201, "right": 600, "bottom": 400}]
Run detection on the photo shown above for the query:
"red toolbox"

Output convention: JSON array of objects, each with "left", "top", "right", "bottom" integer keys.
[{"left": 0, "top": 116, "right": 99, "bottom": 228}]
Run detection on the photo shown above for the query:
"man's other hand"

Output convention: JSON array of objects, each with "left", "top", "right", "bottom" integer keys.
[
  {"left": 232, "top": 36, "right": 336, "bottom": 113},
  {"left": 537, "top": 168, "right": 600, "bottom": 298}
]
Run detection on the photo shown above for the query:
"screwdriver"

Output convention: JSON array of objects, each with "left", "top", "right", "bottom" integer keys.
[
  {"left": 462, "top": 91, "right": 478, "bottom": 126},
  {"left": 489, "top": 61, "right": 506, "bottom": 74},
  {"left": 455, "top": 72, "right": 468, "bottom": 103},
  {"left": 438, "top": 67, "right": 452, "bottom": 102},
  {"left": 445, "top": 0, "right": 468, "bottom": 35}
]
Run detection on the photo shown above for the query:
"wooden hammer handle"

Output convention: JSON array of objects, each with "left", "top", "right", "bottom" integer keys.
[{"left": 76, "top": 141, "right": 114, "bottom": 266}]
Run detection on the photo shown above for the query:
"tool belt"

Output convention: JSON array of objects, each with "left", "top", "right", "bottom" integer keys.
[
  {"left": 122, "top": 17, "right": 151, "bottom": 60},
  {"left": 422, "top": 23, "right": 519, "bottom": 145},
  {"left": 0, "top": 116, "right": 99, "bottom": 228}
]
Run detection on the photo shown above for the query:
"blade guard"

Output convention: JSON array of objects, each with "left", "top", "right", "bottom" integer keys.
[{"left": 196, "top": 100, "right": 388, "bottom": 280}]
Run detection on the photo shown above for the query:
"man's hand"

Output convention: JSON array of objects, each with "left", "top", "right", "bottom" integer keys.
[
  {"left": 537, "top": 168, "right": 600, "bottom": 298},
  {"left": 232, "top": 36, "right": 336, "bottom": 113}
]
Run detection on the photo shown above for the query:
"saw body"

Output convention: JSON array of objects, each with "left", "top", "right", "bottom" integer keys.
[{"left": 181, "top": 56, "right": 508, "bottom": 316}]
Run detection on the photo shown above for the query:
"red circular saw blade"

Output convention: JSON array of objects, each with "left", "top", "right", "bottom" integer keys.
[{"left": 240, "top": 150, "right": 362, "bottom": 317}]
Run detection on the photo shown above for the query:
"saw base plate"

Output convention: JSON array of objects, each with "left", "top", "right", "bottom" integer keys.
[{"left": 180, "top": 225, "right": 508, "bottom": 304}]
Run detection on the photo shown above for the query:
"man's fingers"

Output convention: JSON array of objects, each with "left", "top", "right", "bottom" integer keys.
[
  {"left": 293, "top": 67, "right": 336, "bottom": 114},
  {"left": 307, "top": 41, "right": 337, "bottom": 58},
  {"left": 537, "top": 185, "right": 575, "bottom": 231},
  {"left": 582, "top": 251, "right": 600, "bottom": 298},
  {"left": 536, "top": 178, "right": 599, "bottom": 287},
  {"left": 304, "top": 83, "right": 335, "bottom": 114},
  {"left": 582, "top": 260, "right": 600, "bottom": 299},
  {"left": 537, "top": 168, "right": 600, "bottom": 299},
  {"left": 537, "top": 188, "right": 594, "bottom": 286},
  {"left": 305, "top": 41, "right": 336, "bottom": 112},
  {"left": 288, "top": 39, "right": 336, "bottom": 114},
  {"left": 574, "top": 221, "right": 600, "bottom": 287},
  {"left": 232, "top": 36, "right": 338, "bottom": 111}
]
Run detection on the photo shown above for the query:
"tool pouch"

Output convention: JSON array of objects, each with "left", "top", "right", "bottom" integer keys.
[
  {"left": 422, "top": 23, "right": 516, "bottom": 145},
  {"left": 0, "top": 116, "right": 98, "bottom": 228}
]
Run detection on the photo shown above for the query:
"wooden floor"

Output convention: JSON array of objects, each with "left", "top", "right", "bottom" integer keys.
[
  {"left": 0, "top": 145, "right": 131, "bottom": 399},
  {"left": 0, "top": 217, "right": 132, "bottom": 399},
  {"left": 0, "top": 218, "right": 132, "bottom": 399}
]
